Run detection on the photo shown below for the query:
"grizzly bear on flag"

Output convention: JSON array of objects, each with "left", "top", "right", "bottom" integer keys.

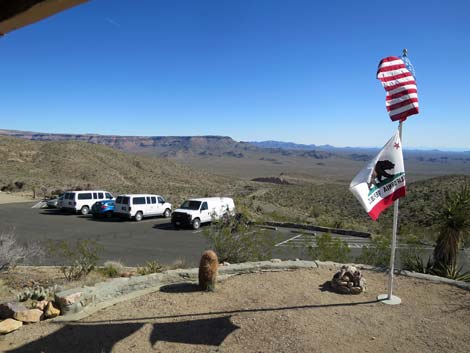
[{"left": 367, "top": 160, "right": 395, "bottom": 189}]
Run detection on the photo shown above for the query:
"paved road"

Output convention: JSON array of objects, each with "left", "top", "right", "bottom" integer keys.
[
  {"left": 273, "top": 229, "right": 470, "bottom": 271},
  {"left": 1, "top": 202, "right": 468, "bottom": 271},
  {"left": 0, "top": 202, "right": 211, "bottom": 267}
]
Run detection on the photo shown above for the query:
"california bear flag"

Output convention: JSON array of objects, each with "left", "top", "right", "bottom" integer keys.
[{"left": 349, "top": 129, "right": 406, "bottom": 220}]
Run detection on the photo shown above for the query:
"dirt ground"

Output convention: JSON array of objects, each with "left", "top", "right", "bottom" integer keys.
[
  {"left": 0, "top": 193, "right": 33, "bottom": 205},
  {"left": 1, "top": 268, "right": 469, "bottom": 353}
]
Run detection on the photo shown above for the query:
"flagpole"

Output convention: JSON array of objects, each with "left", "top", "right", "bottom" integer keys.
[
  {"left": 378, "top": 49, "right": 409, "bottom": 305},
  {"left": 377, "top": 121, "right": 402, "bottom": 305}
]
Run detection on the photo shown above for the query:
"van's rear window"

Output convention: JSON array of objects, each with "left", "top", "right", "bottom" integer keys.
[
  {"left": 116, "top": 196, "right": 129, "bottom": 204},
  {"left": 133, "top": 197, "right": 146, "bottom": 205},
  {"left": 78, "top": 193, "right": 92, "bottom": 200}
]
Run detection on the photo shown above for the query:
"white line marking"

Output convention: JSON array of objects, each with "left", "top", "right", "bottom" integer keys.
[
  {"left": 193, "top": 230, "right": 203, "bottom": 234},
  {"left": 275, "top": 234, "right": 303, "bottom": 247}
]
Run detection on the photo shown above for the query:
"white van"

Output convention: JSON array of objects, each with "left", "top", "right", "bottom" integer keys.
[
  {"left": 171, "top": 197, "right": 235, "bottom": 229},
  {"left": 60, "top": 190, "right": 114, "bottom": 215},
  {"left": 114, "top": 194, "right": 172, "bottom": 221}
]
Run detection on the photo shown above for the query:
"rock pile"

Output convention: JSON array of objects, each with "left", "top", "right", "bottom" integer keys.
[
  {"left": 0, "top": 300, "right": 61, "bottom": 335},
  {"left": 330, "top": 265, "right": 366, "bottom": 294}
]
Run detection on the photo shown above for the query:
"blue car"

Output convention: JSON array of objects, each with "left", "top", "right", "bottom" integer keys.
[{"left": 91, "top": 200, "right": 115, "bottom": 218}]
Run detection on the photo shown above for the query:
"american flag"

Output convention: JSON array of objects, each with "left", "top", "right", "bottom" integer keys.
[{"left": 377, "top": 56, "right": 419, "bottom": 122}]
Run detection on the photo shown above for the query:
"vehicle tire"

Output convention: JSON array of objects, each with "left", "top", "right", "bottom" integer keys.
[
  {"left": 192, "top": 218, "right": 201, "bottom": 230},
  {"left": 163, "top": 208, "right": 171, "bottom": 218},
  {"left": 106, "top": 211, "right": 113, "bottom": 219},
  {"left": 80, "top": 206, "right": 90, "bottom": 215},
  {"left": 134, "top": 212, "right": 143, "bottom": 222}
]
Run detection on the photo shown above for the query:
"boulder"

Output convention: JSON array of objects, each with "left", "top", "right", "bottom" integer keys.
[
  {"left": 34, "top": 300, "right": 49, "bottom": 311},
  {"left": 0, "top": 318, "right": 23, "bottom": 334},
  {"left": 0, "top": 302, "right": 27, "bottom": 319},
  {"left": 55, "top": 291, "right": 82, "bottom": 306},
  {"left": 44, "top": 302, "right": 60, "bottom": 319},
  {"left": 13, "top": 308, "right": 44, "bottom": 323}
]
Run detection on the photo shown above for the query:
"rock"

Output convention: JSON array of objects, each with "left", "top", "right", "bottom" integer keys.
[
  {"left": 270, "top": 259, "right": 282, "bottom": 263},
  {"left": 0, "top": 318, "right": 23, "bottom": 334},
  {"left": 0, "top": 303, "right": 27, "bottom": 319},
  {"left": 44, "top": 302, "right": 60, "bottom": 319},
  {"left": 330, "top": 265, "right": 366, "bottom": 295},
  {"left": 13, "top": 309, "right": 43, "bottom": 323},
  {"left": 120, "top": 271, "right": 132, "bottom": 278},
  {"left": 34, "top": 300, "right": 49, "bottom": 311},
  {"left": 55, "top": 292, "right": 82, "bottom": 306}
]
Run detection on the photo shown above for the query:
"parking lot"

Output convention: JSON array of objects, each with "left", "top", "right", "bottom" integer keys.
[
  {"left": 1, "top": 202, "right": 468, "bottom": 270},
  {"left": 0, "top": 202, "right": 216, "bottom": 267}
]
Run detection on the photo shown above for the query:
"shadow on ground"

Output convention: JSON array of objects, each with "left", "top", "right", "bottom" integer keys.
[
  {"left": 160, "top": 282, "right": 201, "bottom": 293},
  {"left": 6, "top": 316, "right": 239, "bottom": 353},
  {"left": 152, "top": 223, "right": 179, "bottom": 231},
  {"left": 39, "top": 210, "right": 77, "bottom": 216}
]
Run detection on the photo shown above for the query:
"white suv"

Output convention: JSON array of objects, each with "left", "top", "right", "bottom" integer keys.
[
  {"left": 114, "top": 194, "right": 172, "bottom": 221},
  {"left": 60, "top": 190, "right": 114, "bottom": 215}
]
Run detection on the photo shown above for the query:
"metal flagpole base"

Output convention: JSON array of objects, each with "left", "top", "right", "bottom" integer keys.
[{"left": 377, "top": 294, "right": 401, "bottom": 305}]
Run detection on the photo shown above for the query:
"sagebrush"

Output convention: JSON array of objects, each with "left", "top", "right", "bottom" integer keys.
[{"left": 0, "top": 231, "right": 44, "bottom": 272}]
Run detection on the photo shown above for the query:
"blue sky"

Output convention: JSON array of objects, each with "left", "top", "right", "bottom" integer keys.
[{"left": 1, "top": 0, "right": 469, "bottom": 149}]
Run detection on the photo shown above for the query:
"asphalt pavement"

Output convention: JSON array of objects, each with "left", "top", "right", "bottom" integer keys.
[{"left": 1, "top": 202, "right": 468, "bottom": 270}]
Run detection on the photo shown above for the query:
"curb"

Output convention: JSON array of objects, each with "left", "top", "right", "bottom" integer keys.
[
  {"left": 264, "top": 222, "right": 371, "bottom": 238},
  {"left": 53, "top": 260, "right": 469, "bottom": 322}
]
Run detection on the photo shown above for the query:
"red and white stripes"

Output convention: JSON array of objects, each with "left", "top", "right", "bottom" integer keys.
[{"left": 377, "top": 56, "right": 419, "bottom": 121}]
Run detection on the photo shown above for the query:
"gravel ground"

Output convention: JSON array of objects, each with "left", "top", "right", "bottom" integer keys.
[{"left": 1, "top": 268, "right": 469, "bottom": 353}]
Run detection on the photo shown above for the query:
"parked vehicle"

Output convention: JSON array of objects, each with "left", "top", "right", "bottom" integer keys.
[
  {"left": 114, "top": 194, "right": 172, "bottom": 221},
  {"left": 171, "top": 197, "right": 235, "bottom": 230},
  {"left": 60, "top": 190, "right": 114, "bottom": 215},
  {"left": 91, "top": 199, "right": 115, "bottom": 218},
  {"left": 47, "top": 194, "right": 63, "bottom": 208}
]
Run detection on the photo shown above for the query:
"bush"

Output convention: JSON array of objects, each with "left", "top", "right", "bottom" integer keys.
[
  {"left": 307, "top": 232, "right": 350, "bottom": 263},
  {"left": 137, "top": 260, "right": 163, "bottom": 275},
  {"left": 50, "top": 239, "right": 102, "bottom": 281},
  {"left": 356, "top": 235, "right": 390, "bottom": 267},
  {"left": 203, "top": 213, "right": 277, "bottom": 263},
  {"left": 0, "top": 231, "right": 44, "bottom": 271},
  {"left": 99, "top": 261, "right": 124, "bottom": 278}
]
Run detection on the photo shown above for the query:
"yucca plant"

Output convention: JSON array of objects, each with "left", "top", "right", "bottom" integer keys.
[
  {"left": 431, "top": 261, "right": 470, "bottom": 282},
  {"left": 432, "top": 185, "right": 470, "bottom": 270}
]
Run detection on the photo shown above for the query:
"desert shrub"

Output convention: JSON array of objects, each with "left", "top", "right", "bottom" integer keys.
[
  {"left": 400, "top": 247, "right": 432, "bottom": 274},
  {"left": 137, "top": 260, "right": 163, "bottom": 275},
  {"left": 1, "top": 181, "right": 25, "bottom": 192},
  {"left": 430, "top": 262, "right": 470, "bottom": 282},
  {"left": 50, "top": 239, "right": 102, "bottom": 281},
  {"left": 17, "top": 285, "right": 56, "bottom": 302},
  {"left": 356, "top": 235, "right": 390, "bottom": 267},
  {"left": 99, "top": 261, "right": 124, "bottom": 278},
  {"left": 307, "top": 233, "right": 350, "bottom": 263},
  {"left": 166, "top": 258, "right": 189, "bottom": 270},
  {"left": 0, "top": 231, "right": 44, "bottom": 271},
  {"left": 431, "top": 185, "right": 470, "bottom": 270},
  {"left": 203, "top": 213, "right": 277, "bottom": 263}
]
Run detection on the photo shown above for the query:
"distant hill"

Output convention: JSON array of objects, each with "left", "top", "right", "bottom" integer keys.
[
  {"left": 1, "top": 129, "right": 470, "bottom": 181},
  {"left": 0, "top": 128, "right": 335, "bottom": 161},
  {"left": 0, "top": 136, "right": 232, "bottom": 204}
]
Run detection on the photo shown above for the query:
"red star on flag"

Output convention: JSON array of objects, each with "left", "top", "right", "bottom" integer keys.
[{"left": 393, "top": 142, "right": 400, "bottom": 149}]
